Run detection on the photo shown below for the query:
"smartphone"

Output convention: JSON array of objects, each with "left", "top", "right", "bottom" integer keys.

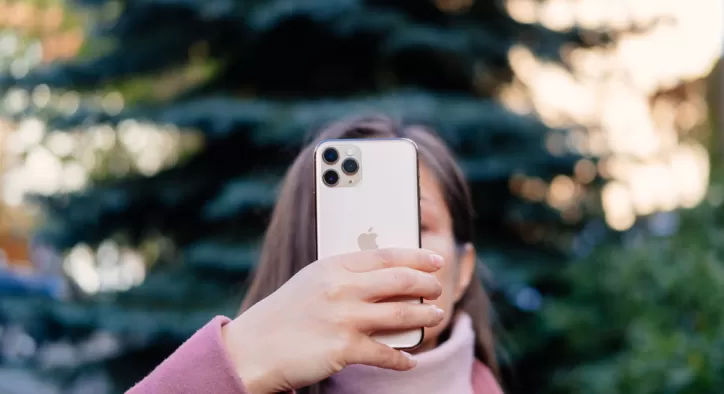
[{"left": 314, "top": 138, "right": 423, "bottom": 350}]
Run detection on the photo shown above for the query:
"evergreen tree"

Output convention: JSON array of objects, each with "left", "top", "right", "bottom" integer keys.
[{"left": 0, "top": 0, "right": 720, "bottom": 393}]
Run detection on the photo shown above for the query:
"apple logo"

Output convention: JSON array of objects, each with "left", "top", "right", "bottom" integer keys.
[{"left": 357, "top": 227, "right": 379, "bottom": 250}]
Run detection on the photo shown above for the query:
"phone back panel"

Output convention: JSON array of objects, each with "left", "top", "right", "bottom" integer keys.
[{"left": 314, "top": 138, "right": 423, "bottom": 350}]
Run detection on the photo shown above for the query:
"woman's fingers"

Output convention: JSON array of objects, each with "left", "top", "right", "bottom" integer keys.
[
  {"left": 354, "top": 301, "right": 445, "bottom": 332},
  {"left": 333, "top": 248, "right": 444, "bottom": 274},
  {"left": 357, "top": 267, "right": 443, "bottom": 301},
  {"left": 346, "top": 336, "right": 418, "bottom": 371}
]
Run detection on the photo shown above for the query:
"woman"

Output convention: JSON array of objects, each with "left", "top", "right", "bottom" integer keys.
[{"left": 128, "top": 116, "right": 503, "bottom": 394}]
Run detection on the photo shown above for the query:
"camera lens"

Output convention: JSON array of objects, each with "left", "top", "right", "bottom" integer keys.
[
  {"left": 341, "top": 158, "right": 359, "bottom": 175},
  {"left": 323, "top": 170, "right": 339, "bottom": 186},
  {"left": 322, "top": 148, "right": 339, "bottom": 164}
]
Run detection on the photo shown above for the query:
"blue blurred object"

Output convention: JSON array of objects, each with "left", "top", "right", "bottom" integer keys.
[
  {"left": 514, "top": 286, "right": 543, "bottom": 312},
  {"left": 0, "top": 269, "right": 65, "bottom": 299},
  {"left": 0, "top": 368, "right": 59, "bottom": 394},
  {"left": 647, "top": 211, "right": 681, "bottom": 237}
]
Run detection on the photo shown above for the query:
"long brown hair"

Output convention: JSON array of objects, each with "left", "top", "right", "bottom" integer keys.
[{"left": 241, "top": 115, "right": 498, "bottom": 393}]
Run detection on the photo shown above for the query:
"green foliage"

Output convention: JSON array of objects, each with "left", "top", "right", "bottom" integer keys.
[{"left": 537, "top": 197, "right": 724, "bottom": 394}]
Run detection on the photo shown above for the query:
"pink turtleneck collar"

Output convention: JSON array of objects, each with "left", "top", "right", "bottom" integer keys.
[{"left": 325, "top": 313, "right": 478, "bottom": 394}]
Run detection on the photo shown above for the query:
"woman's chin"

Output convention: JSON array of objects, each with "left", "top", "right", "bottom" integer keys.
[{"left": 410, "top": 327, "right": 441, "bottom": 354}]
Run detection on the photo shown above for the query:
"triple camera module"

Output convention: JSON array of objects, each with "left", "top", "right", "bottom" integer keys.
[{"left": 321, "top": 147, "right": 361, "bottom": 187}]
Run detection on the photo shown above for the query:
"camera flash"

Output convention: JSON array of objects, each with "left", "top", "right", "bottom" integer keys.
[{"left": 346, "top": 148, "right": 355, "bottom": 156}]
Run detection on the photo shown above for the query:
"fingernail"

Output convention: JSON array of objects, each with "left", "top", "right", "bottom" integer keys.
[
  {"left": 430, "top": 254, "right": 444, "bottom": 267},
  {"left": 401, "top": 351, "right": 417, "bottom": 366},
  {"left": 433, "top": 306, "right": 445, "bottom": 318}
]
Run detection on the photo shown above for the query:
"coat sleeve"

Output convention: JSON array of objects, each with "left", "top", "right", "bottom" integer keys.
[{"left": 126, "top": 316, "right": 252, "bottom": 394}]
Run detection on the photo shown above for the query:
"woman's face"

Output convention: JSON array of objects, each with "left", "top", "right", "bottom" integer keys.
[{"left": 414, "top": 163, "right": 476, "bottom": 353}]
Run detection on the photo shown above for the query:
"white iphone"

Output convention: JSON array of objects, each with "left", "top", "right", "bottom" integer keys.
[{"left": 314, "top": 138, "right": 423, "bottom": 350}]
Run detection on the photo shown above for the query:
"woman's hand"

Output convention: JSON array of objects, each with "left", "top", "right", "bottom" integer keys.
[{"left": 222, "top": 248, "right": 445, "bottom": 393}]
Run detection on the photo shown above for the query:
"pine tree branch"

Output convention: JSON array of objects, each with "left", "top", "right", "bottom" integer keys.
[
  {"left": 25, "top": 93, "right": 578, "bottom": 250},
  {"left": 0, "top": 294, "right": 238, "bottom": 342},
  {"left": 0, "top": 1, "right": 586, "bottom": 95}
]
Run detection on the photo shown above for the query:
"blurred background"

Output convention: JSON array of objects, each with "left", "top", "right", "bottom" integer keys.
[{"left": 0, "top": 0, "right": 722, "bottom": 393}]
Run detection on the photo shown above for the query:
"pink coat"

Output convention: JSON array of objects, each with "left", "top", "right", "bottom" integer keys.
[{"left": 127, "top": 316, "right": 503, "bottom": 393}]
